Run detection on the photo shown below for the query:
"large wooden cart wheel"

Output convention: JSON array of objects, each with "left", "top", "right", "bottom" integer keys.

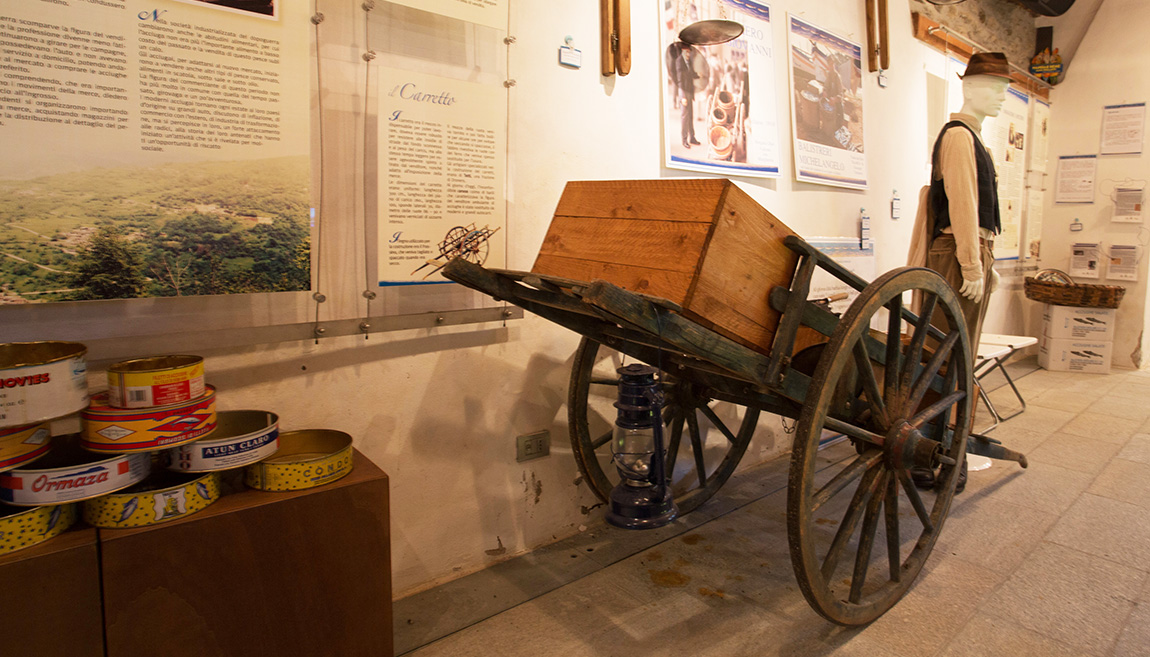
[
  {"left": 569, "top": 337, "right": 760, "bottom": 515},
  {"left": 788, "top": 267, "right": 973, "bottom": 626}
]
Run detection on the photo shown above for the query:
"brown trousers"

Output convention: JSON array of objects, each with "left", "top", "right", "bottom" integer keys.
[{"left": 926, "top": 234, "right": 994, "bottom": 354}]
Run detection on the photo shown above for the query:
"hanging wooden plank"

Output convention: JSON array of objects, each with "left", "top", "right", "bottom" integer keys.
[
  {"left": 878, "top": 0, "right": 890, "bottom": 70},
  {"left": 601, "top": 0, "right": 615, "bottom": 76},
  {"left": 865, "top": 0, "right": 878, "bottom": 72},
  {"left": 614, "top": 0, "right": 631, "bottom": 75}
]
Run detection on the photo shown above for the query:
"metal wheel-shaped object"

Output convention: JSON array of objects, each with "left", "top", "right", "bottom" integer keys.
[
  {"left": 570, "top": 337, "right": 760, "bottom": 515},
  {"left": 787, "top": 267, "right": 973, "bottom": 626}
]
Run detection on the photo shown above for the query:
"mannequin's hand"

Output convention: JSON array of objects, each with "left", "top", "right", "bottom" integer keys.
[
  {"left": 959, "top": 276, "right": 984, "bottom": 303},
  {"left": 988, "top": 268, "right": 1000, "bottom": 294}
]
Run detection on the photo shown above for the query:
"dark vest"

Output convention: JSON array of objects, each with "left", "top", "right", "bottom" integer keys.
[{"left": 930, "top": 120, "right": 1001, "bottom": 239}]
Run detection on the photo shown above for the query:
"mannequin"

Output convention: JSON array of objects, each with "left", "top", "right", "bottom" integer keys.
[
  {"left": 910, "top": 52, "right": 1012, "bottom": 493},
  {"left": 923, "top": 52, "right": 1012, "bottom": 353}
]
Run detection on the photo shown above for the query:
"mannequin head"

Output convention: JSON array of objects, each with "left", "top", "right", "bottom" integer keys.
[
  {"left": 960, "top": 74, "right": 1010, "bottom": 123},
  {"left": 958, "top": 52, "right": 1012, "bottom": 123}
]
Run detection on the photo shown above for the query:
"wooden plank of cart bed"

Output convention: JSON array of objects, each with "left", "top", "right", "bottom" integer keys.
[
  {"left": 444, "top": 259, "right": 615, "bottom": 326},
  {"left": 580, "top": 279, "right": 772, "bottom": 385},
  {"left": 448, "top": 260, "right": 699, "bottom": 367},
  {"left": 488, "top": 268, "right": 686, "bottom": 313}
]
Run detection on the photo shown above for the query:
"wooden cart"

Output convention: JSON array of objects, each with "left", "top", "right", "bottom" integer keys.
[{"left": 442, "top": 179, "right": 1026, "bottom": 626}]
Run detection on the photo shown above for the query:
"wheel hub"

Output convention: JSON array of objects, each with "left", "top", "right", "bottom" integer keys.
[{"left": 884, "top": 419, "right": 942, "bottom": 471}]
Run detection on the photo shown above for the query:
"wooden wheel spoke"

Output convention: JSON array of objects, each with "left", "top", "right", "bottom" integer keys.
[
  {"left": 736, "top": 408, "right": 761, "bottom": 447},
  {"left": 824, "top": 417, "right": 885, "bottom": 448},
  {"left": 928, "top": 363, "right": 958, "bottom": 443},
  {"left": 899, "top": 294, "right": 937, "bottom": 398},
  {"left": 820, "top": 464, "right": 883, "bottom": 581},
  {"left": 665, "top": 413, "right": 685, "bottom": 477},
  {"left": 884, "top": 472, "right": 901, "bottom": 583},
  {"left": 852, "top": 341, "right": 888, "bottom": 428},
  {"left": 698, "top": 404, "right": 738, "bottom": 445},
  {"left": 910, "top": 390, "right": 965, "bottom": 429},
  {"left": 896, "top": 470, "right": 933, "bottom": 532},
  {"left": 849, "top": 470, "right": 890, "bottom": 603},
  {"left": 591, "top": 428, "right": 613, "bottom": 450},
  {"left": 812, "top": 450, "right": 882, "bottom": 513},
  {"left": 685, "top": 409, "right": 709, "bottom": 486},
  {"left": 883, "top": 297, "right": 903, "bottom": 407},
  {"left": 906, "top": 329, "right": 960, "bottom": 415}
]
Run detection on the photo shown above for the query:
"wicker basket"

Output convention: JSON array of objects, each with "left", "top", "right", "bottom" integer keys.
[{"left": 1024, "top": 277, "right": 1126, "bottom": 308}]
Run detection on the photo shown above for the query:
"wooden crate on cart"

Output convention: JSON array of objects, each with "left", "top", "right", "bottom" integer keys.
[{"left": 531, "top": 178, "right": 798, "bottom": 355}]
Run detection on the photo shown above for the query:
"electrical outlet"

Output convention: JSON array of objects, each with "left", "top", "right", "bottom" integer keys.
[{"left": 516, "top": 430, "right": 550, "bottom": 462}]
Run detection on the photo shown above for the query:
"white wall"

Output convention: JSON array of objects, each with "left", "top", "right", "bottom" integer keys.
[
  {"left": 1038, "top": 0, "right": 1150, "bottom": 370},
  {"left": 54, "top": 1, "right": 1008, "bottom": 598}
]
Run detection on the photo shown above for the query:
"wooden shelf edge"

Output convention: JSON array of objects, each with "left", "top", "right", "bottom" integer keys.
[{"left": 911, "top": 13, "right": 1050, "bottom": 100}]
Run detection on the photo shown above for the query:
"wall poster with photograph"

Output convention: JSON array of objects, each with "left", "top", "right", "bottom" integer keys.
[
  {"left": 787, "top": 15, "right": 866, "bottom": 189},
  {"left": 986, "top": 85, "right": 1029, "bottom": 260},
  {"left": 0, "top": 1, "right": 311, "bottom": 304},
  {"left": 660, "top": 0, "right": 780, "bottom": 179}
]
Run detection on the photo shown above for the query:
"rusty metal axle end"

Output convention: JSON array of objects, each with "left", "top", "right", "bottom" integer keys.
[{"left": 887, "top": 420, "right": 944, "bottom": 471}]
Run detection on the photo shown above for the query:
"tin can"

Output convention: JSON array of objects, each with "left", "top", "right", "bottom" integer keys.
[
  {"left": 162, "top": 410, "right": 279, "bottom": 473},
  {"left": 0, "top": 342, "right": 88, "bottom": 429},
  {"left": 81, "top": 386, "right": 218, "bottom": 453},
  {"left": 0, "top": 502, "right": 77, "bottom": 555},
  {"left": 244, "top": 429, "right": 353, "bottom": 492},
  {"left": 0, "top": 435, "right": 151, "bottom": 506},
  {"left": 83, "top": 470, "right": 220, "bottom": 529},
  {"left": 0, "top": 422, "right": 52, "bottom": 473},
  {"left": 106, "top": 355, "right": 205, "bottom": 409}
]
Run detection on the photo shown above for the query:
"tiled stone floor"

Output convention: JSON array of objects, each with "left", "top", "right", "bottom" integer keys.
[{"left": 397, "top": 363, "right": 1150, "bottom": 656}]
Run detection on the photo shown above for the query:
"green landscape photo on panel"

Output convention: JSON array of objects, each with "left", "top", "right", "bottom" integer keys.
[{"left": 0, "top": 155, "right": 310, "bottom": 303}]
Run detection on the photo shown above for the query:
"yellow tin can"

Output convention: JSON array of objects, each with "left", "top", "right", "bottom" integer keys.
[
  {"left": 0, "top": 422, "right": 52, "bottom": 473},
  {"left": 83, "top": 471, "right": 221, "bottom": 529},
  {"left": 81, "top": 386, "right": 218, "bottom": 453},
  {"left": 244, "top": 430, "right": 353, "bottom": 492},
  {"left": 106, "top": 355, "right": 205, "bottom": 409},
  {"left": 0, "top": 502, "right": 77, "bottom": 555}
]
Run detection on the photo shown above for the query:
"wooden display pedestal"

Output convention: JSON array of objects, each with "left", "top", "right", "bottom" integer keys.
[
  {"left": 0, "top": 527, "right": 104, "bottom": 656},
  {"left": 2, "top": 450, "right": 392, "bottom": 657}
]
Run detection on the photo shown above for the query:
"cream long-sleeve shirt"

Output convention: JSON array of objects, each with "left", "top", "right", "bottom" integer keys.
[{"left": 934, "top": 112, "right": 997, "bottom": 282}]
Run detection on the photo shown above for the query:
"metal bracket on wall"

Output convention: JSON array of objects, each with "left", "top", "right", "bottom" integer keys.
[{"left": 74, "top": 306, "right": 524, "bottom": 362}]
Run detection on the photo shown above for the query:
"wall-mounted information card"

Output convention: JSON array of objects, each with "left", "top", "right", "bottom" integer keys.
[
  {"left": 1070, "top": 242, "right": 1102, "bottom": 279},
  {"left": 1101, "top": 103, "right": 1146, "bottom": 155},
  {"left": 1114, "top": 187, "right": 1145, "bottom": 223},
  {"left": 1108, "top": 244, "right": 1139, "bottom": 282},
  {"left": 1055, "top": 155, "right": 1098, "bottom": 203}
]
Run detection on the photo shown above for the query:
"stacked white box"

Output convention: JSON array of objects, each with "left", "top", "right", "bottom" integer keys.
[{"left": 1038, "top": 305, "right": 1116, "bottom": 373}]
